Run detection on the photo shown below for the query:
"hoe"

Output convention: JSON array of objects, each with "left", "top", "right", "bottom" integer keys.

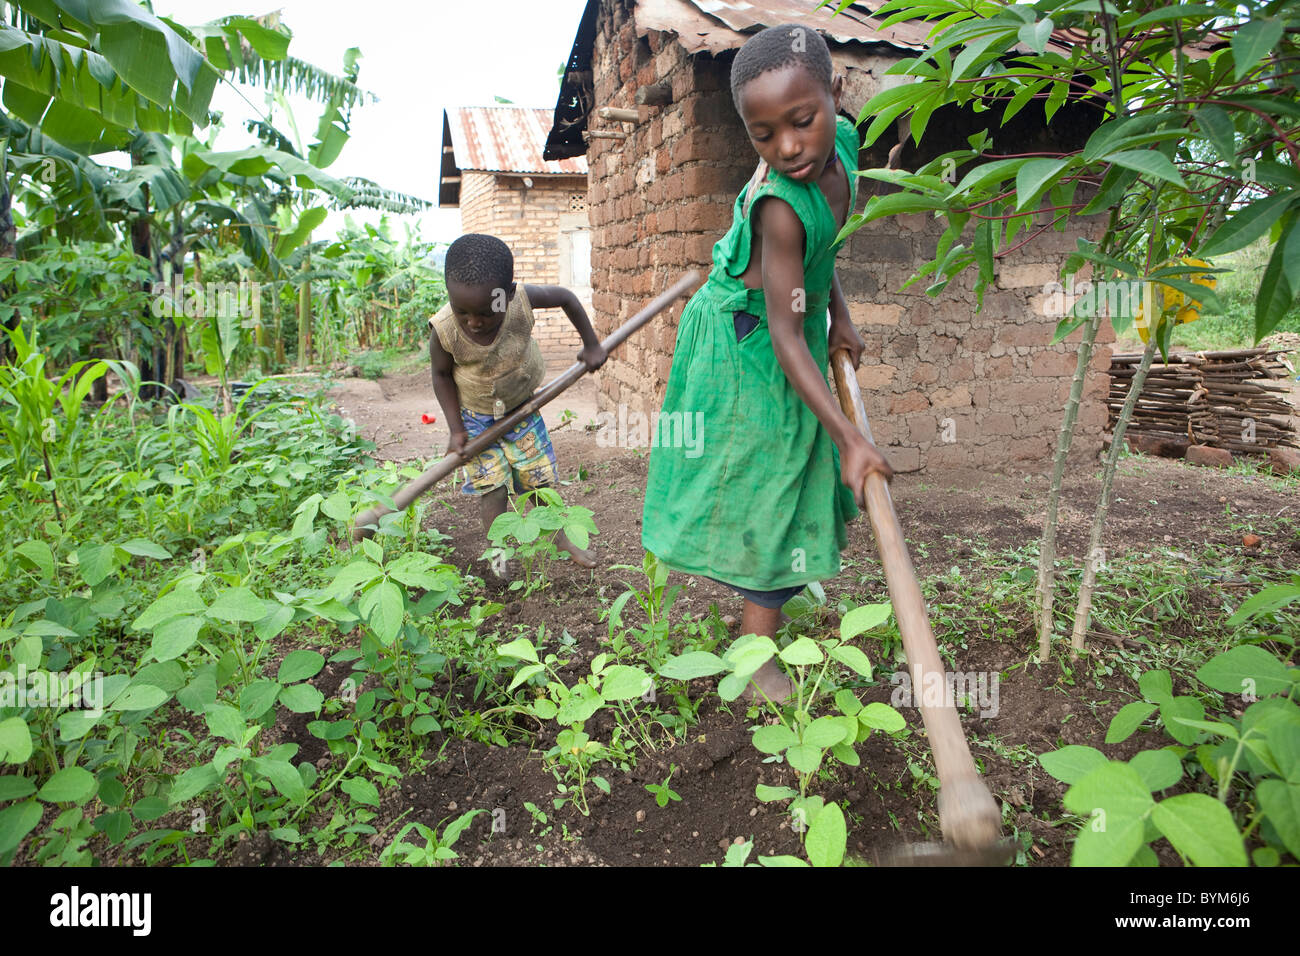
[
  {"left": 352, "top": 272, "right": 702, "bottom": 537},
  {"left": 832, "top": 347, "right": 1013, "bottom": 866},
  {"left": 351, "top": 272, "right": 1011, "bottom": 865}
]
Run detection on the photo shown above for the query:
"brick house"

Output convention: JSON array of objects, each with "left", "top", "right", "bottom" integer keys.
[
  {"left": 544, "top": 0, "right": 1114, "bottom": 472},
  {"left": 439, "top": 106, "right": 592, "bottom": 357}
]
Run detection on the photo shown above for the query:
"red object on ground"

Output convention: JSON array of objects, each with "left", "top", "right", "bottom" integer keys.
[{"left": 421, "top": 413, "right": 437, "bottom": 425}]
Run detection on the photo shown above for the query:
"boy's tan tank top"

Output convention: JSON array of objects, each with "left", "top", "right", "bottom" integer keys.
[{"left": 429, "top": 283, "right": 546, "bottom": 416}]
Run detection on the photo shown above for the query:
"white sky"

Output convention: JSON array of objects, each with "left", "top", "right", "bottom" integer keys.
[{"left": 158, "top": 0, "right": 591, "bottom": 244}]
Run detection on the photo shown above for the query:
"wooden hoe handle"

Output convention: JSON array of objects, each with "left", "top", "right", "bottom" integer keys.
[
  {"left": 830, "top": 349, "right": 1002, "bottom": 851},
  {"left": 351, "top": 272, "right": 701, "bottom": 539}
]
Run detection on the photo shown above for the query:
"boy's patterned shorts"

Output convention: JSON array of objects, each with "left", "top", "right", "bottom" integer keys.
[{"left": 459, "top": 407, "right": 559, "bottom": 496}]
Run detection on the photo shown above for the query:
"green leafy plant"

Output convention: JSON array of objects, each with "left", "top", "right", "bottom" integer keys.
[
  {"left": 1040, "top": 585, "right": 1299, "bottom": 866},
  {"left": 702, "top": 838, "right": 755, "bottom": 867},
  {"left": 658, "top": 601, "right": 904, "bottom": 865},
  {"left": 165, "top": 380, "right": 288, "bottom": 474},
  {"left": 323, "top": 530, "right": 467, "bottom": 748},
  {"left": 701, "top": 808, "right": 855, "bottom": 869},
  {"left": 644, "top": 763, "right": 682, "bottom": 808},
  {"left": 498, "top": 635, "right": 652, "bottom": 815},
  {"left": 605, "top": 551, "right": 684, "bottom": 670},
  {"left": 483, "top": 487, "right": 597, "bottom": 594},
  {"left": 166, "top": 702, "right": 319, "bottom": 848},
  {"left": 379, "top": 808, "right": 485, "bottom": 866},
  {"left": 1104, "top": 668, "right": 1207, "bottom": 747},
  {"left": 0, "top": 325, "right": 110, "bottom": 520},
  {"left": 548, "top": 727, "right": 610, "bottom": 817},
  {"left": 523, "top": 800, "right": 552, "bottom": 844},
  {"left": 0, "top": 240, "right": 152, "bottom": 369}
]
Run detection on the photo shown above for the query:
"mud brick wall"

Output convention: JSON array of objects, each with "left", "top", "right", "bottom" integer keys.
[
  {"left": 843, "top": 213, "right": 1113, "bottom": 472},
  {"left": 457, "top": 170, "right": 590, "bottom": 355},
  {"left": 587, "top": 0, "right": 1112, "bottom": 471},
  {"left": 588, "top": 1, "right": 754, "bottom": 412}
]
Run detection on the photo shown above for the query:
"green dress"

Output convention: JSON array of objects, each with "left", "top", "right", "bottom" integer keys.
[{"left": 641, "top": 115, "right": 860, "bottom": 591}]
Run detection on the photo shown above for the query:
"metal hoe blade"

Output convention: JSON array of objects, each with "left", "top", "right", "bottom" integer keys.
[{"left": 871, "top": 838, "right": 1017, "bottom": 867}]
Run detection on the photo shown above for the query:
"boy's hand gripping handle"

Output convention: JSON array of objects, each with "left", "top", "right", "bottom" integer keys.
[
  {"left": 830, "top": 349, "right": 1003, "bottom": 854},
  {"left": 351, "top": 272, "right": 701, "bottom": 539}
]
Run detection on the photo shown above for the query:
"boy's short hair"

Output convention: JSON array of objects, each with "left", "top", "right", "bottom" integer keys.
[
  {"left": 729, "top": 23, "right": 834, "bottom": 112},
  {"left": 445, "top": 233, "right": 514, "bottom": 289}
]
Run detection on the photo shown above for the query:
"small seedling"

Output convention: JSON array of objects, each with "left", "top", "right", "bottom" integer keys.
[
  {"left": 644, "top": 764, "right": 682, "bottom": 808},
  {"left": 379, "top": 808, "right": 485, "bottom": 867}
]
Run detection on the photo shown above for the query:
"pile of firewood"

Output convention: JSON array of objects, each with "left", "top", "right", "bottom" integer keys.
[{"left": 1109, "top": 347, "right": 1298, "bottom": 453}]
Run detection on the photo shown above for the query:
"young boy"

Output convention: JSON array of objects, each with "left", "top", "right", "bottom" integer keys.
[
  {"left": 641, "top": 26, "right": 894, "bottom": 702},
  {"left": 429, "top": 233, "right": 607, "bottom": 569}
]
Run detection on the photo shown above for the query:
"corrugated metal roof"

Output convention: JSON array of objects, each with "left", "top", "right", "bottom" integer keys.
[
  {"left": 444, "top": 107, "right": 588, "bottom": 175},
  {"left": 637, "top": 0, "right": 923, "bottom": 54},
  {"left": 636, "top": 0, "right": 1075, "bottom": 56},
  {"left": 543, "top": 0, "right": 1139, "bottom": 160},
  {"left": 545, "top": 0, "right": 1074, "bottom": 158}
]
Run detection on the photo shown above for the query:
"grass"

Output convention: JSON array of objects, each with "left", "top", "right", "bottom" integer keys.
[
  {"left": 1114, "top": 238, "right": 1300, "bottom": 353},
  {"left": 345, "top": 343, "right": 428, "bottom": 380}
]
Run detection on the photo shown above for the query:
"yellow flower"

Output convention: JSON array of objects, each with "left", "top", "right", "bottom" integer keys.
[{"left": 1134, "top": 258, "right": 1214, "bottom": 343}]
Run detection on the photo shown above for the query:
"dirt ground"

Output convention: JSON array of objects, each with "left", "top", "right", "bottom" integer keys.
[
  {"left": 327, "top": 356, "right": 602, "bottom": 463},
  {"left": 329, "top": 363, "right": 1298, "bottom": 571},
  {"left": 297, "top": 363, "right": 1299, "bottom": 868}
]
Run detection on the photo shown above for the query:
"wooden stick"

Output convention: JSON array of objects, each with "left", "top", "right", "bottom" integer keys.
[
  {"left": 597, "top": 106, "right": 646, "bottom": 124},
  {"left": 830, "top": 349, "right": 1002, "bottom": 851},
  {"left": 351, "top": 272, "right": 701, "bottom": 538},
  {"left": 636, "top": 82, "right": 673, "bottom": 106}
]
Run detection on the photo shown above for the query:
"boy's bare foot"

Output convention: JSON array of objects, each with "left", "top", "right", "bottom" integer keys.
[
  {"left": 556, "top": 531, "right": 597, "bottom": 569},
  {"left": 485, "top": 554, "right": 520, "bottom": 581},
  {"left": 744, "top": 659, "right": 794, "bottom": 705},
  {"left": 477, "top": 486, "right": 510, "bottom": 534}
]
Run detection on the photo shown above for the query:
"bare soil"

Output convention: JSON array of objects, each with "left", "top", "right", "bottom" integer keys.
[{"left": 270, "top": 365, "right": 1300, "bottom": 868}]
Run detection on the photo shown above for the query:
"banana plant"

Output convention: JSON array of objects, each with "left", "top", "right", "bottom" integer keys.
[
  {"left": 250, "top": 48, "right": 364, "bottom": 366},
  {"left": 0, "top": 1, "right": 219, "bottom": 152},
  {"left": 1, "top": 4, "right": 370, "bottom": 374}
]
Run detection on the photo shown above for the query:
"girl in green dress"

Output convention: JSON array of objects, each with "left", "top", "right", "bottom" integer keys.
[{"left": 641, "top": 24, "right": 894, "bottom": 702}]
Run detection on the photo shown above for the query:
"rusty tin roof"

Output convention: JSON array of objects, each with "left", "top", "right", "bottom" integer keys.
[
  {"left": 544, "top": 0, "right": 1087, "bottom": 160},
  {"left": 635, "top": 0, "right": 944, "bottom": 56},
  {"left": 441, "top": 106, "right": 587, "bottom": 206}
]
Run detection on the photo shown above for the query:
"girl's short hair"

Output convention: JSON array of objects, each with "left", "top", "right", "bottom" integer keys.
[{"left": 729, "top": 24, "right": 834, "bottom": 112}]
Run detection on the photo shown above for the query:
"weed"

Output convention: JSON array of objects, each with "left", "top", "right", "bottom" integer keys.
[
  {"left": 644, "top": 764, "right": 682, "bottom": 808},
  {"left": 379, "top": 809, "right": 485, "bottom": 866}
]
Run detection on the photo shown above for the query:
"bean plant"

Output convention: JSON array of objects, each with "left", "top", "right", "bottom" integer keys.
[
  {"left": 483, "top": 487, "right": 598, "bottom": 594},
  {"left": 1040, "top": 579, "right": 1299, "bottom": 866},
  {"left": 658, "top": 600, "right": 906, "bottom": 866},
  {"left": 499, "top": 634, "right": 654, "bottom": 815}
]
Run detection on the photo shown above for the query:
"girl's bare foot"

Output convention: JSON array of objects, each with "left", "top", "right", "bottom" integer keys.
[
  {"left": 734, "top": 599, "right": 793, "bottom": 704},
  {"left": 556, "top": 531, "right": 597, "bottom": 569},
  {"left": 744, "top": 659, "right": 793, "bottom": 705}
]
